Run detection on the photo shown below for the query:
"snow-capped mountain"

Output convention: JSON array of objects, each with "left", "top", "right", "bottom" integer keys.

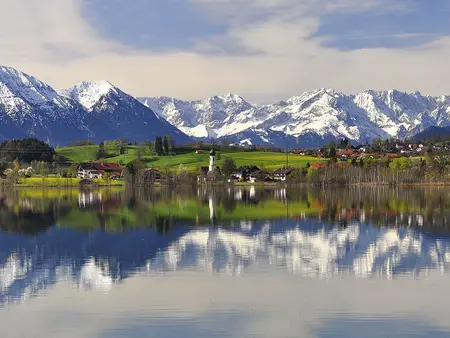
[
  {"left": 60, "top": 81, "right": 190, "bottom": 143},
  {"left": 4, "top": 64, "right": 450, "bottom": 147},
  {"left": 0, "top": 66, "right": 94, "bottom": 144},
  {"left": 140, "top": 93, "right": 260, "bottom": 139},
  {"left": 139, "top": 89, "right": 450, "bottom": 147},
  {"left": 0, "top": 66, "right": 190, "bottom": 145}
]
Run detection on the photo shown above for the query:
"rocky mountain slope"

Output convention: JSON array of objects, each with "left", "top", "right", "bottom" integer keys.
[
  {"left": 0, "top": 66, "right": 190, "bottom": 146},
  {"left": 2, "top": 64, "right": 450, "bottom": 148},
  {"left": 60, "top": 81, "right": 189, "bottom": 143},
  {"left": 139, "top": 89, "right": 450, "bottom": 147}
]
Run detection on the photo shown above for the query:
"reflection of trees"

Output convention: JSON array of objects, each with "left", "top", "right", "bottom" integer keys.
[
  {"left": 303, "top": 187, "right": 450, "bottom": 232},
  {"left": 221, "top": 195, "right": 237, "bottom": 213},
  {"left": 0, "top": 204, "right": 60, "bottom": 235},
  {"left": 5, "top": 186, "right": 450, "bottom": 235}
]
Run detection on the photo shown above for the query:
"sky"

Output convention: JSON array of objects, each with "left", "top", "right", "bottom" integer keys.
[{"left": 1, "top": 0, "right": 450, "bottom": 103}]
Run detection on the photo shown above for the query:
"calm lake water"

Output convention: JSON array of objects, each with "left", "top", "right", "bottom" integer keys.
[{"left": 2, "top": 186, "right": 450, "bottom": 337}]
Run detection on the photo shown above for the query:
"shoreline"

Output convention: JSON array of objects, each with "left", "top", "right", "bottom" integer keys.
[{"left": 7, "top": 181, "right": 450, "bottom": 188}]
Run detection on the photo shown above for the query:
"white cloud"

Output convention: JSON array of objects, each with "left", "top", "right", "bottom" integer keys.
[{"left": 0, "top": 0, "right": 449, "bottom": 103}]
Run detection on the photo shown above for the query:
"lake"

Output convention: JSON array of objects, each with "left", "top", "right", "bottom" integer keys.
[{"left": 1, "top": 186, "right": 450, "bottom": 337}]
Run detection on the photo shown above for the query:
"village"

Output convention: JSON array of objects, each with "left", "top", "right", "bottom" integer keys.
[
  {"left": 76, "top": 149, "right": 297, "bottom": 184},
  {"left": 1, "top": 136, "right": 450, "bottom": 187},
  {"left": 74, "top": 138, "right": 443, "bottom": 185}
]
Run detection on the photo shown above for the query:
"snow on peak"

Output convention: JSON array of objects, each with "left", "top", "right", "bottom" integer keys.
[
  {"left": 142, "top": 87, "right": 450, "bottom": 147},
  {"left": 219, "top": 93, "right": 246, "bottom": 102},
  {"left": 0, "top": 65, "right": 61, "bottom": 105},
  {"left": 60, "top": 80, "right": 118, "bottom": 110}
]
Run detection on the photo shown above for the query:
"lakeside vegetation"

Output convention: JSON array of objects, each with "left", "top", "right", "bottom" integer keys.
[{"left": 3, "top": 186, "right": 450, "bottom": 234}]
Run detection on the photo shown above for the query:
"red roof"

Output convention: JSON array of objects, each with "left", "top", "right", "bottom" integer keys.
[
  {"left": 337, "top": 149, "right": 355, "bottom": 156},
  {"left": 310, "top": 163, "right": 326, "bottom": 169}
]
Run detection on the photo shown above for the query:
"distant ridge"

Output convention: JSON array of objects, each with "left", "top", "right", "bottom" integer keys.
[
  {"left": 411, "top": 126, "right": 450, "bottom": 142},
  {"left": 2, "top": 65, "right": 450, "bottom": 147},
  {"left": 139, "top": 89, "right": 450, "bottom": 147}
]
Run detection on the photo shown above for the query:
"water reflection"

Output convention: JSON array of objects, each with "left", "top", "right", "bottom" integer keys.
[{"left": 1, "top": 187, "right": 450, "bottom": 337}]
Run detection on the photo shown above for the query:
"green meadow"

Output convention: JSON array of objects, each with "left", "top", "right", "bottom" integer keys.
[{"left": 57, "top": 145, "right": 326, "bottom": 171}]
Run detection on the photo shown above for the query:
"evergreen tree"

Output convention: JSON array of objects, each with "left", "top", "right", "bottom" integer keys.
[
  {"left": 117, "top": 138, "right": 127, "bottom": 155},
  {"left": 163, "top": 136, "right": 169, "bottom": 155},
  {"left": 96, "top": 141, "right": 106, "bottom": 160},
  {"left": 155, "top": 136, "right": 163, "bottom": 156},
  {"left": 329, "top": 147, "right": 337, "bottom": 159}
]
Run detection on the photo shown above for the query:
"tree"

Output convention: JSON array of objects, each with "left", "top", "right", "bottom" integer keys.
[
  {"left": 221, "top": 157, "right": 237, "bottom": 177},
  {"left": 117, "top": 138, "right": 127, "bottom": 155},
  {"left": 148, "top": 141, "right": 155, "bottom": 155},
  {"left": 68, "top": 163, "right": 79, "bottom": 178},
  {"left": 136, "top": 146, "right": 145, "bottom": 160},
  {"left": 338, "top": 138, "right": 349, "bottom": 149},
  {"left": 176, "top": 164, "right": 191, "bottom": 184},
  {"left": 329, "top": 147, "right": 337, "bottom": 159},
  {"left": 96, "top": 141, "right": 106, "bottom": 160},
  {"left": 0, "top": 138, "right": 55, "bottom": 162},
  {"left": 39, "top": 161, "right": 49, "bottom": 177},
  {"left": 389, "top": 158, "right": 412, "bottom": 171},
  {"left": 6, "top": 159, "right": 20, "bottom": 185},
  {"left": 124, "top": 159, "right": 146, "bottom": 186},
  {"left": 155, "top": 136, "right": 164, "bottom": 156},
  {"left": 163, "top": 136, "right": 170, "bottom": 155}
]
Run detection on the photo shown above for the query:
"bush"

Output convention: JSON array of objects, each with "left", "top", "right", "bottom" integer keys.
[{"left": 0, "top": 138, "right": 55, "bottom": 162}]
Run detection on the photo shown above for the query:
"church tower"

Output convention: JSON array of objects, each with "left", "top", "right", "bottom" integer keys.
[{"left": 209, "top": 149, "right": 216, "bottom": 172}]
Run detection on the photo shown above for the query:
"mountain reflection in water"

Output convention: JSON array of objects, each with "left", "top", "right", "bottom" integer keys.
[{"left": 0, "top": 186, "right": 449, "bottom": 308}]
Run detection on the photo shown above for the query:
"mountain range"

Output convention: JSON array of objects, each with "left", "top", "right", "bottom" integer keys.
[
  {"left": 2, "top": 65, "right": 450, "bottom": 147},
  {"left": 0, "top": 66, "right": 190, "bottom": 146},
  {"left": 139, "top": 89, "right": 450, "bottom": 147}
]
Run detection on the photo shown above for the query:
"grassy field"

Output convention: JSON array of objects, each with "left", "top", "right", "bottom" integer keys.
[
  {"left": 17, "top": 176, "right": 124, "bottom": 187},
  {"left": 57, "top": 146, "right": 327, "bottom": 171}
]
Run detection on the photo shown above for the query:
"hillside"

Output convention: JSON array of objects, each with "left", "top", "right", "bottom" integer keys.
[
  {"left": 411, "top": 126, "right": 450, "bottom": 143},
  {"left": 56, "top": 146, "right": 325, "bottom": 171}
]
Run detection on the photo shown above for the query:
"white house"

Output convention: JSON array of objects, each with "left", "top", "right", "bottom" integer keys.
[
  {"left": 273, "top": 167, "right": 294, "bottom": 181},
  {"left": 77, "top": 162, "right": 122, "bottom": 179}
]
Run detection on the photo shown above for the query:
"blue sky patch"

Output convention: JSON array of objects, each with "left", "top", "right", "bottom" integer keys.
[
  {"left": 312, "top": 0, "right": 450, "bottom": 50},
  {"left": 80, "top": 0, "right": 450, "bottom": 53},
  {"left": 81, "top": 0, "right": 227, "bottom": 51}
]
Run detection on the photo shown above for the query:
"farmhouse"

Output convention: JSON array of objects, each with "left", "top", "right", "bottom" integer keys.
[
  {"left": 142, "top": 168, "right": 161, "bottom": 182},
  {"left": 273, "top": 167, "right": 294, "bottom": 181},
  {"left": 249, "top": 171, "right": 270, "bottom": 183},
  {"left": 232, "top": 166, "right": 261, "bottom": 181},
  {"left": 77, "top": 162, "right": 122, "bottom": 179}
]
